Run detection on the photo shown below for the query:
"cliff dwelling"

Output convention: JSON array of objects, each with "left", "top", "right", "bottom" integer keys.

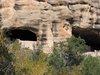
[
  {"left": 4, "top": 28, "right": 37, "bottom": 50},
  {"left": 72, "top": 27, "right": 100, "bottom": 51},
  {"left": 0, "top": 0, "right": 100, "bottom": 53}
]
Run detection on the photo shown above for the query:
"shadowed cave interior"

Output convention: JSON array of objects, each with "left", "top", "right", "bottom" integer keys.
[
  {"left": 5, "top": 27, "right": 100, "bottom": 51},
  {"left": 5, "top": 29, "right": 37, "bottom": 41},
  {"left": 72, "top": 27, "right": 100, "bottom": 51}
]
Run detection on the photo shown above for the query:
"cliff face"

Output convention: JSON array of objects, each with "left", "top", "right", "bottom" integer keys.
[{"left": 0, "top": 0, "right": 100, "bottom": 53}]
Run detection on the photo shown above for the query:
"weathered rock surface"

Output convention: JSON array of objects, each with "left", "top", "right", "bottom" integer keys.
[{"left": 0, "top": 0, "right": 100, "bottom": 53}]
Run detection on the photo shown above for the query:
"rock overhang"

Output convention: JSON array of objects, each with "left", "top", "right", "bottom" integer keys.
[
  {"left": 0, "top": 0, "right": 100, "bottom": 53},
  {"left": 72, "top": 26, "right": 100, "bottom": 50}
]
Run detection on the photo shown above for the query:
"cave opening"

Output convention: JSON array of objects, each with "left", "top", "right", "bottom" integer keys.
[
  {"left": 5, "top": 29, "right": 37, "bottom": 41},
  {"left": 72, "top": 27, "right": 100, "bottom": 51}
]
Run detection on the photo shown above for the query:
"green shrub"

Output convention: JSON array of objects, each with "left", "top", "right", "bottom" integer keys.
[
  {"left": 31, "top": 51, "right": 49, "bottom": 75},
  {"left": 0, "top": 32, "right": 14, "bottom": 75},
  {"left": 8, "top": 39, "right": 49, "bottom": 75},
  {"left": 47, "top": 36, "right": 88, "bottom": 75},
  {"left": 64, "top": 36, "right": 88, "bottom": 68},
  {"left": 0, "top": 31, "right": 89, "bottom": 75},
  {"left": 13, "top": 46, "right": 49, "bottom": 75},
  {"left": 81, "top": 56, "right": 100, "bottom": 75},
  {"left": 47, "top": 47, "right": 66, "bottom": 75}
]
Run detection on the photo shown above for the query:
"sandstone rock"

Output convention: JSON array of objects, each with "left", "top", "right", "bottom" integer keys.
[
  {"left": 47, "top": 0, "right": 69, "bottom": 6},
  {"left": 52, "top": 6, "right": 72, "bottom": 19},
  {"left": 1, "top": 0, "right": 15, "bottom": 7},
  {"left": 0, "top": 0, "right": 100, "bottom": 53}
]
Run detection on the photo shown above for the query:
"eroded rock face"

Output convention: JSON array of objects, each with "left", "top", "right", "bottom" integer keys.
[{"left": 0, "top": 0, "right": 100, "bottom": 53}]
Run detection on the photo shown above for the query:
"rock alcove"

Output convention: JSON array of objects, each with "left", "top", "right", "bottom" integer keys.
[
  {"left": 72, "top": 27, "right": 100, "bottom": 51},
  {"left": 4, "top": 28, "right": 37, "bottom": 50}
]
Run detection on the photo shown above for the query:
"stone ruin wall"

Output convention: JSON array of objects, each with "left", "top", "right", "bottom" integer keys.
[{"left": 0, "top": 0, "right": 100, "bottom": 53}]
